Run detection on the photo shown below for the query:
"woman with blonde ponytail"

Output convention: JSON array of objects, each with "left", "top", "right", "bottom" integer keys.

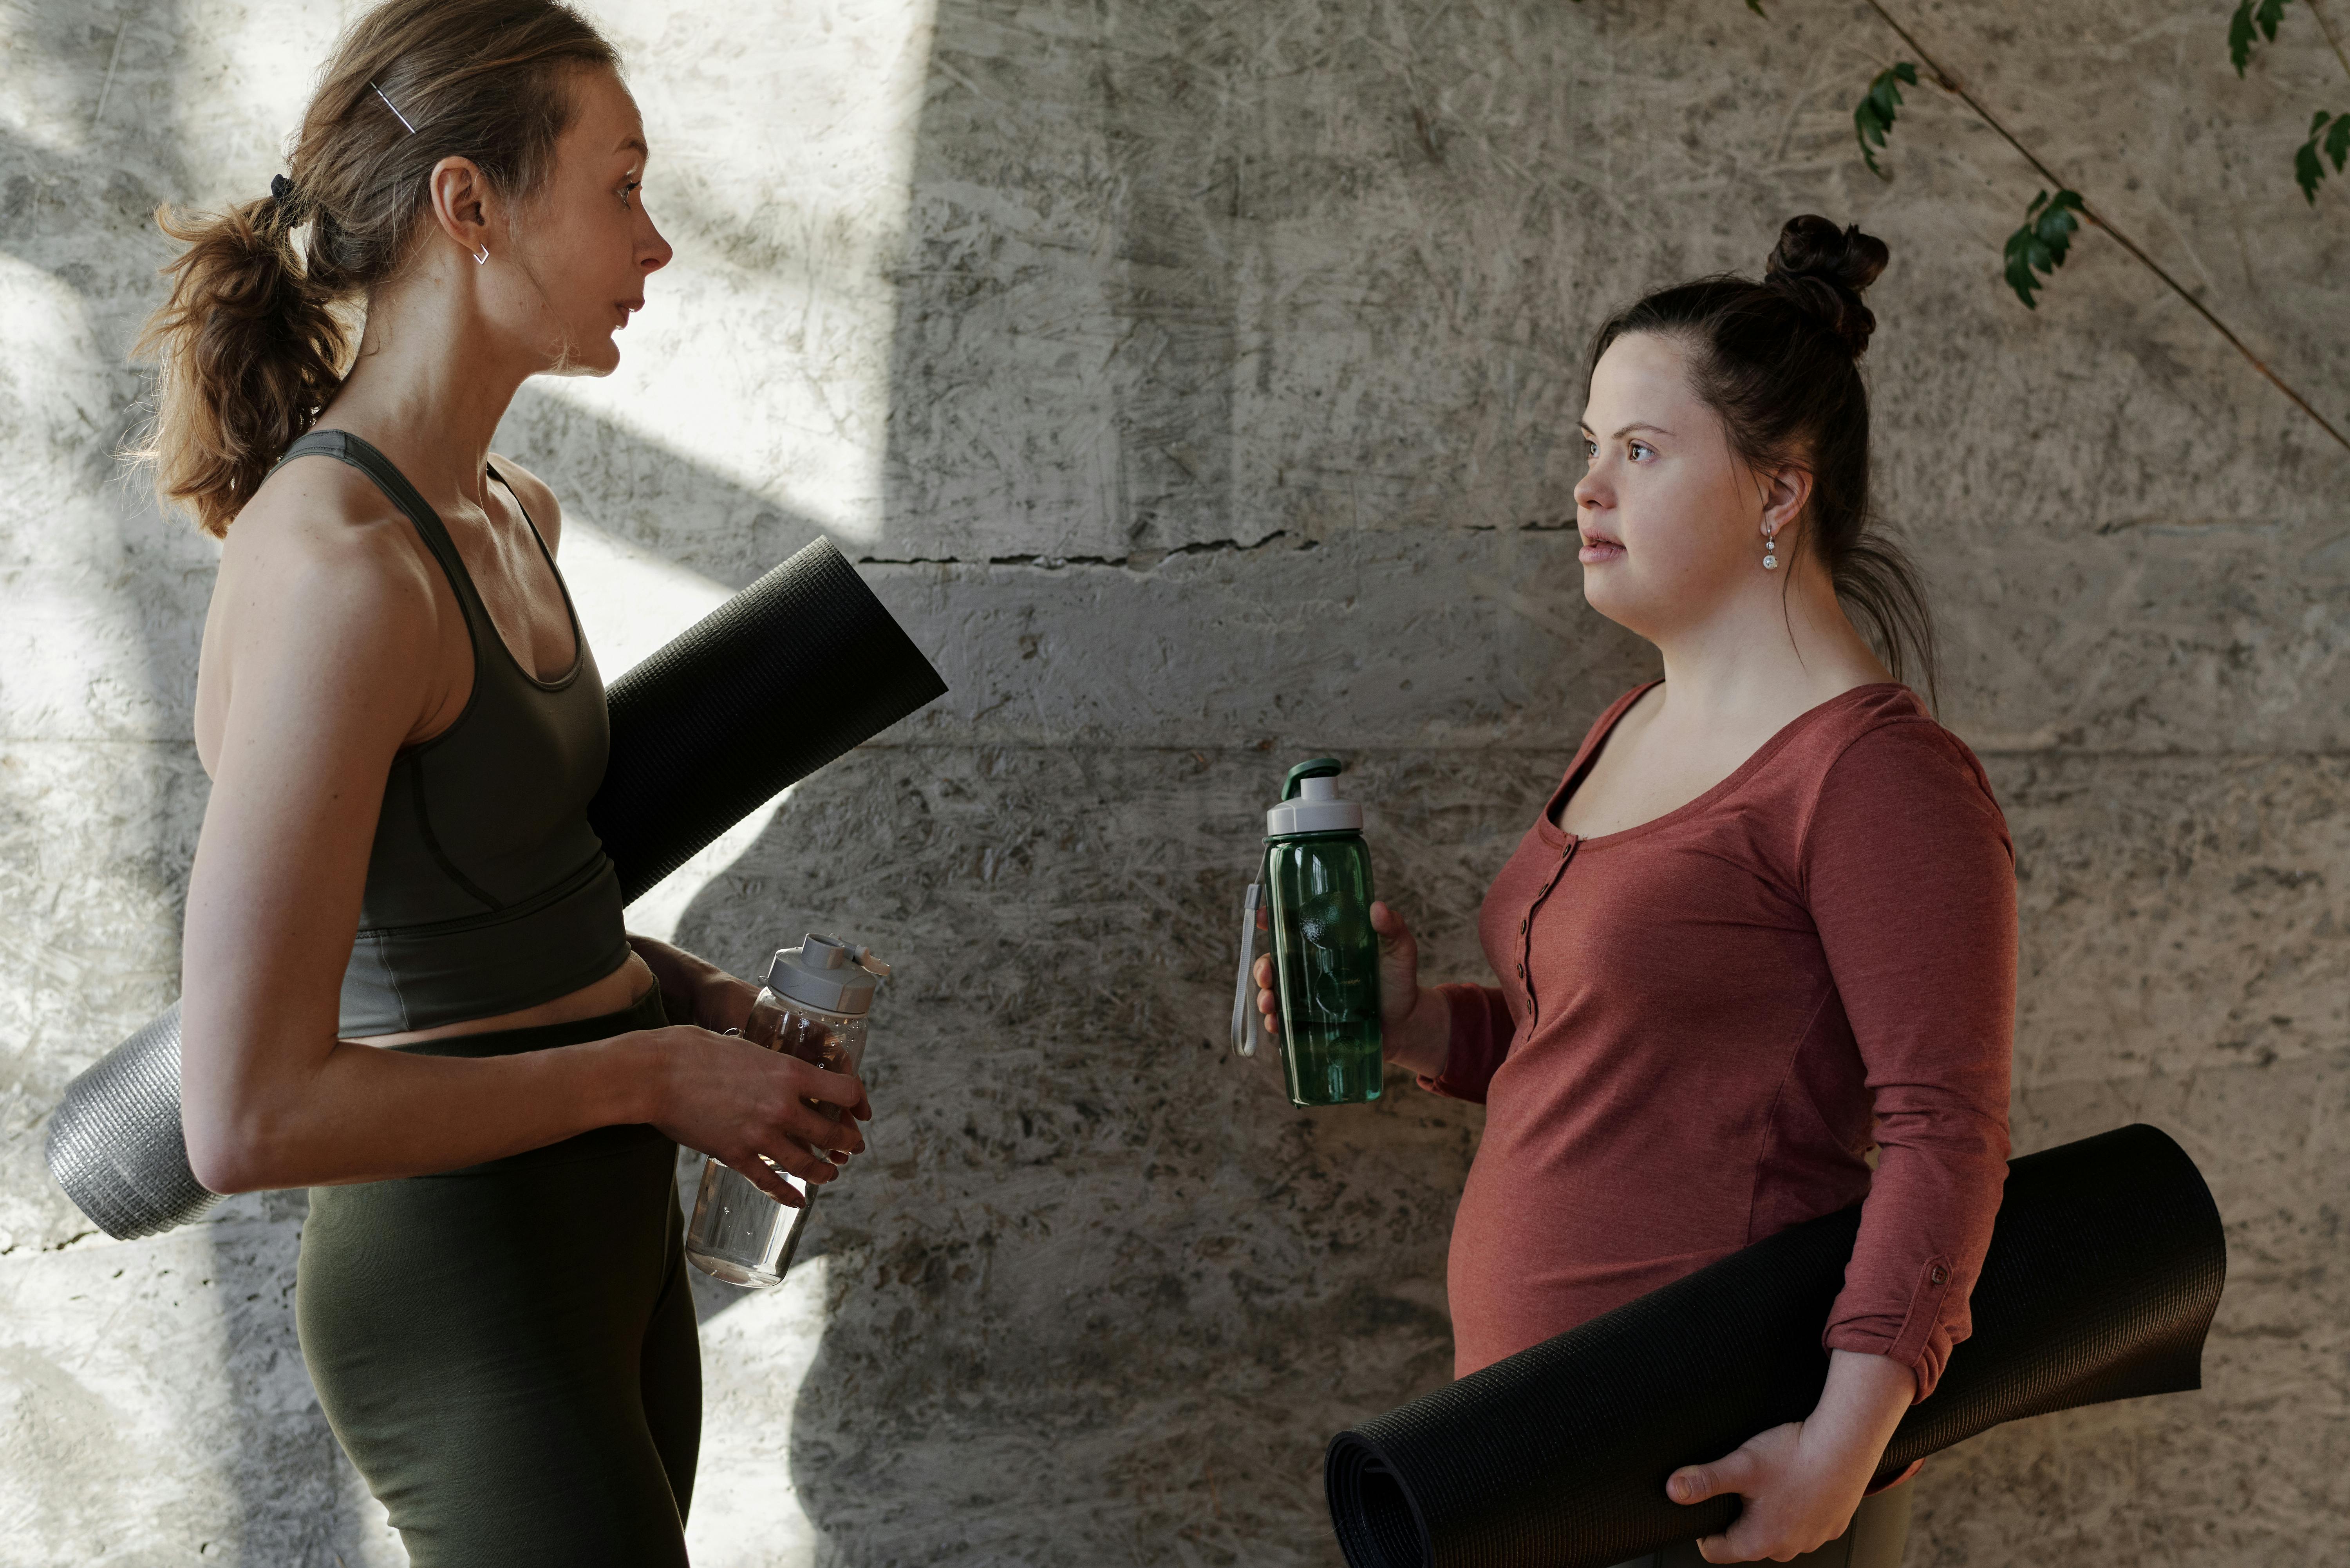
[{"left": 136, "top": 4, "right": 871, "bottom": 1561}]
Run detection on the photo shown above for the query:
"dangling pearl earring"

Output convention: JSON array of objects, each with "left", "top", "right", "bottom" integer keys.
[{"left": 1762, "top": 528, "right": 1780, "bottom": 571}]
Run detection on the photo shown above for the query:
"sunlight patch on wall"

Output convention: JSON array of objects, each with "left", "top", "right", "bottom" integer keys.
[
  {"left": 543, "top": 0, "right": 943, "bottom": 547},
  {"left": 0, "top": 255, "right": 161, "bottom": 742},
  {"left": 683, "top": 1253, "right": 834, "bottom": 1566},
  {"left": 147, "top": 3, "right": 347, "bottom": 194}
]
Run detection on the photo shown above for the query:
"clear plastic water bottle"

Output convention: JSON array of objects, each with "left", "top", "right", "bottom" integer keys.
[
  {"left": 1229, "top": 758, "right": 1384, "bottom": 1106},
  {"left": 685, "top": 934, "right": 888, "bottom": 1288}
]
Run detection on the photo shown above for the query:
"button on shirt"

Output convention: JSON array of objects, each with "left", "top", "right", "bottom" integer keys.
[{"left": 1424, "top": 682, "right": 2015, "bottom": 1399}]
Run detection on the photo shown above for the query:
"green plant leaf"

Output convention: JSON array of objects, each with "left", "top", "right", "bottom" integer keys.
[
  {"left": 2231, "top": 0, "right": 2296, "bottom": 73},
  {"left": 1853, "top": 62, "right": 1920, "bottom": 178},
  {"left": 2298, "top": 110, "right": 2347, "bottom": 202},
  {"left": 2002, "top": 188, "right": 2086, "bottom": 309}
]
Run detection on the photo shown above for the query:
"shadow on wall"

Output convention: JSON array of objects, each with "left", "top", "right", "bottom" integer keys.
[
  {"left": 867, "top": 7, "right": 1245, "bottom": 566},
  {"left": 773, "top": 2, "right": 1272, "bottom": 1550},
  {"left": 741, "top": 5, "right": 1483, "bottom": 1564}
]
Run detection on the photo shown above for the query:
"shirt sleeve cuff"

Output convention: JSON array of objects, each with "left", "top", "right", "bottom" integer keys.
[{"left": 1824, "top": 1252, "right": 1959, "bottom": 1400}]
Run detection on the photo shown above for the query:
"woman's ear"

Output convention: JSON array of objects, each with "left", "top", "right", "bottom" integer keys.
[
  {"left": 426, "top": 155, "right": 494, "bottom": 263},
  {"left": 1758, "top": 462, "right": 1813, "bottom": 545}
]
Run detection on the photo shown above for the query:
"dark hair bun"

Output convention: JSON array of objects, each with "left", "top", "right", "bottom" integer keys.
[{"left": 1764, "top": 215, "right": 1890, "bottom": 358}]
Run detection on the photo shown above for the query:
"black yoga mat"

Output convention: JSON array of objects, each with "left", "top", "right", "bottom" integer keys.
[
  {"left": 1325, "top": 1124, "right": 2225, "bottom": 1568},
  {"left": 591, "top": 537, "right": 946, "bottom": 903},
  {"left": 44, "top": 537, "right": 946, "bottom": 1241}
]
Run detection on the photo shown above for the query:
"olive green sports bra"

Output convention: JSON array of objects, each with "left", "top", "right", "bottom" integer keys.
[{"left": 274, "top": 430, "right": 632, "bottom": 1037}]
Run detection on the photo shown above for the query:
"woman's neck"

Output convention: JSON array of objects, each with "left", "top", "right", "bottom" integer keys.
[
  {"left": 1648, "top": 560, "right": 1892, "bottom": 730},
  {"left": 316, "top": 268, "right": 536, "bottom": 511}
]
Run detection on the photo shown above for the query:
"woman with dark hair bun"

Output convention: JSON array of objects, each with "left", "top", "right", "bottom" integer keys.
[
  {"left": 137, "top": 2, "right": 873, "bottom": 1561},
  {"left": 1259, "top": 217, "right": 2014, "bottom": 1566}
]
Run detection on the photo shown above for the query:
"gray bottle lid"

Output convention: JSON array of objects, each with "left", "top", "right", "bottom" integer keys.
[
  {"left": 1265, "top": 757, "right": 1363, "bottom": 837},
  {"left": 765, "top": 933, "right": 889, "bottom": 1016}
]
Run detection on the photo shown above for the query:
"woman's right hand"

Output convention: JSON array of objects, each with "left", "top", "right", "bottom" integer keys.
[
  {"left": 640, "top": 1025, "right": 869, "bottom": 1207},
  {"left": 1252, "top": 898, "right": 1454, "bottom": 1081}
]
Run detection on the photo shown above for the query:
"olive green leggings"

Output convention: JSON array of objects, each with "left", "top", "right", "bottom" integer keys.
[{"left": 296, "top": 989, "right": 700, "bottom": 1567}]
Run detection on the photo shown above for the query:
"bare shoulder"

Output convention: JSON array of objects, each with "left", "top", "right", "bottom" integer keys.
[
  {"left": 205, "top": 455, "right": 447, "bottom": 710},
  {"left": 488, "top": 453, "right": 565, "bottom": 551}
]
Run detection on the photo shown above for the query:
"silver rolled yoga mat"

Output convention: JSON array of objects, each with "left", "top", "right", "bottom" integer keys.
[
  {"left": 41, "top": 1003, "right": 208, "bottom": 1241},
  {"left": 44, "top": 537, "right": 946, "bottom": 1240}
]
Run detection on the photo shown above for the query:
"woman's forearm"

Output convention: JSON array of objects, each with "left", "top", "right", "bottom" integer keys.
[
  {"left": 1805, "top": 1348, "right": 1914, "bottom": 1471},
  {"left": 202, "top": 936, "right": 772, "bottom": 1189},
  {"left": 185, "top": 1026, "right": 658, "bottom": 1194}
]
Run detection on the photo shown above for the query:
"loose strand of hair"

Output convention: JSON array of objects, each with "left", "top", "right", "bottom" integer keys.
[{"left": 1832, "top": 532, "right": 1940, "bottom": 712}]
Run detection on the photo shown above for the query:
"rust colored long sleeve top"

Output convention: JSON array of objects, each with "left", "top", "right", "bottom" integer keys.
[{"left": 1427, "top": 682, "right": 2015, "bottom": 1399}]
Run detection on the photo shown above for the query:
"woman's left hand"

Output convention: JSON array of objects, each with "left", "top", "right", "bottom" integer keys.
[
  {"left": 1665, "top": 1349, "right": 1914, "bottom": 1563},
  {"left": 627, "top": 934, "right": 873, "bottom": 1125}
]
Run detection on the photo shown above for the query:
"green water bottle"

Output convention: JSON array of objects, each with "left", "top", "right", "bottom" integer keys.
[{"left": 1246, "top": 757, "right": 1384, "bottom": 1106}]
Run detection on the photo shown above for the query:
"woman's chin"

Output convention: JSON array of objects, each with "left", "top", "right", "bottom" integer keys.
[
  {"left": 1579, "top": 568, "right": 1648, "bottom": 629},
  {"left": 547, "top": 338, "right": 624, "bottom": 379}
]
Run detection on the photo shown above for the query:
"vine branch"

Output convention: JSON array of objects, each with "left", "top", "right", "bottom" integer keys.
[
  {"left": 2306, "top": 0, "right": 2350, "bottom": 85},
  {"left": 1860, "top": 0, "right": 2350, "bottom": 454}
]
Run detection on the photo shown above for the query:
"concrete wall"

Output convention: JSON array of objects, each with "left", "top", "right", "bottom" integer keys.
[{"left": 4, "top": 0, "right": 2345, "bottom": 1563}]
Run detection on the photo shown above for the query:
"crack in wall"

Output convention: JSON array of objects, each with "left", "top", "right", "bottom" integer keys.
[{"left": 855, "top": 530, "right": 1311, "bottom": 571}]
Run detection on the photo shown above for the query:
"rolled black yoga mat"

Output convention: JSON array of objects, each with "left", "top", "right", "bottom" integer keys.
[
  {"left": 1325, "top": 1123, "right": 2225, "bottom": 1568},
  {"left": 43, "top": 537, "right": 946, "bottom": 1241},
  {"left": 589, "top": 537, "right": 946, "bottom": 903}
]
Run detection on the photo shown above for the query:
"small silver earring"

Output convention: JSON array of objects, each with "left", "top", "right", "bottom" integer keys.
[
  {"left": 472, "top": 244, "right": 489, "bottom": 266},
  {"left": 1762, "top": 530, "right": 1780, "bottom": 571}
]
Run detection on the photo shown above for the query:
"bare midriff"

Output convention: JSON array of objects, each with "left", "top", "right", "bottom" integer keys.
[{"left": 350, "top": 951, "right": 658, "bottom": 1047}]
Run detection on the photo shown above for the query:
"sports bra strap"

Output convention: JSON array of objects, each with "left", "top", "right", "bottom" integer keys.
[{"left": 273, "top": 428, "right": 492, "bottom": 650}]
